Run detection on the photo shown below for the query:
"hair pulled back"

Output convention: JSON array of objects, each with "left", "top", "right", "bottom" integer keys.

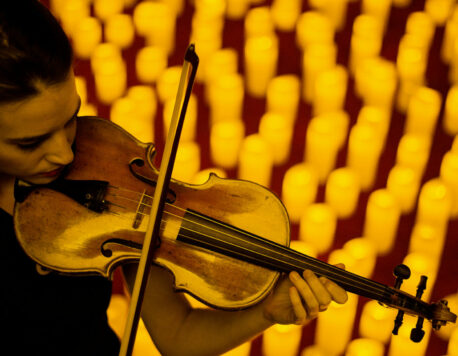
[{"left": 0, "top": 0, "right": 73, "bottom": 103}]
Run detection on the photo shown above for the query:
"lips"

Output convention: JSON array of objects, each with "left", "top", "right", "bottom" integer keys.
[{"left": 39, "top": 166, "right": 64, "bottom": 177}]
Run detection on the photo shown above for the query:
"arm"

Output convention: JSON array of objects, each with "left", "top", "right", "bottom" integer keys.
[{"left": 122, "top": 264, "right": 347, "bottom": 356}]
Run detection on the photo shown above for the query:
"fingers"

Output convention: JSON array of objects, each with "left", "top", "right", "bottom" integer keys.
[
  {"left": 289, "top": 271, "right": 320, "bottom": 320},
  {"left": 319, "top": 276, "right": 348, "bottom": 304}
]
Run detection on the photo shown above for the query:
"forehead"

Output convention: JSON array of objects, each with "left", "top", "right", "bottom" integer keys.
[{"left": 0, "top": 72, "right": 78, "bottom": 139}]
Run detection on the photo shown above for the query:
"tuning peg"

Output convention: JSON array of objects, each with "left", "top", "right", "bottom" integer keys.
[
  {"left": 392, "top": 264, "right": 411, "bottom": 335},
  {"left": 410, "top": 276, "right": 428, "bottom": 342}
]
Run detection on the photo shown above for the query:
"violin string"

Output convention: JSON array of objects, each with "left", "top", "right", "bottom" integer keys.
[{"left": 104, "top": 190, "right": 388, "bottom": 297}]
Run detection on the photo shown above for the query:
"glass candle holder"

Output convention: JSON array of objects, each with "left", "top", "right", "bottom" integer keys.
[
  {"left": 105, "top": 13, "right": 135, "bottom": 49},
  {"left": 259, "top": 112, "right": 293, "bottom": 165},
  {"left": 238, "top": 134, "right": 273, "bottom": 187},
  {"left": 210, "top": 120, "right": 245, "bottom": 169},
  {"left": 325, "top": 167, "right": 360, "bottom": 218}
]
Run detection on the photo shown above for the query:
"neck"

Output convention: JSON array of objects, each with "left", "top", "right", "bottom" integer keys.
[{"left": 0, "top": 174, "right": 16, "bottom": 215}]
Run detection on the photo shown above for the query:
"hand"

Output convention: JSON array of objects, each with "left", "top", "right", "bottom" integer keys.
[{"left": 262, "top": 265, "right": 348, "bottom": 325}]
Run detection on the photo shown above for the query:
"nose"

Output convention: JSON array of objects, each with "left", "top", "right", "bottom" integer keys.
[{"left": 44, "top": 128, "right": 75, "bottom": 166}]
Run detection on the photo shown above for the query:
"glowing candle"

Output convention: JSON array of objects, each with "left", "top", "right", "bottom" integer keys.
[
  {"left": 442, "top": 8, "right": 458, "bottom": 63},
  {"left": 408, "top": 223, "right": 445, "bottom": 262},
  {"left": 290, "top": 240, "right": 318, "bottom": 258},
  {"left": 356, "top": 106, "right": 390, "bottom": 150},
  {"left": 396, "top": 133, "right": 430, "bottom": 179},
  {"left": 221, "top": 342, "right": 251, "bottom": 356},
  {"left": 94, "top": 0, "right": 124, "bottom": 22},
  {"left": 205, "top": 49, "right": 238, "bottom": 100},
  {"left": 346, "top": 124, "right": 382, "bottom": 191},
  {"left": 448, "top": 325, "right": 458, "bottom": 355},
  {"left": 133, "top": 1, "right": 175, "bottom": 55},
  {"left": 299, "top": 203, "right": 336, "bottom": 254},
  {"left": 105, "top": 14, "right": 135, "bottom": 49},
  {"left": 453, "top": 135, "right": 458, "bottom": 152},
  {"left": 266, "top": 75, "right": 300, "bottom": 126},
  {"left": 402, "top": 252, "right": 438, "bottom": 301},
  {"left": 94, "top": 59, "right": 126, "bottom": 104},
  {"left": 163, "top": 94, "right": 197, "bottom": 143},
  {"left": 309, "top": 0, "right": 348, "bottom": 30},
  {"left": 363, "top": 189, "right": 401, "bottom": 255},
  {"left": 127, "top": 85, "right": 157, "bottom": 140},
  {"left": 343, "top": 238, "right": 377, "bottom": 278},
  {"left": 244, "top": 34, "right": 279, "bottom": 97},
  {"left": 259, "top": 112, "right": 293, "bottom": 165},
  {"left": 282, "top": 163, "right": 319, "bottom": 223},
  {"left": 262, "top": 324, "right": 302, "bottom": 356},
  {"left": 405, "top": 86, "right": 442, "bottom": 137},
  {"left": 238, "top": 134, "right": 273, "bottom": 187},
  {"left": 388, "top": 312, "right": 431, "bottom": 356},
  {"left": 325, "top": 167, "right": 360, "bottom": 219},
  {"left": 440, "top": 151, "right": 458, "bottom": 217},
  {"left": 60, "top": 0, "right": 90, "bottom": 36},
  {"left": 321, "top": 110, "right": 350, "bottom": 149},
  {"left": 386, "top": 165, "right": 420, "bottom": 214},
  {"left": 136, "top": 46, "right": 167, "bottom": 84},
  {"left": 157, "top": 66, "right": 182, "bottom": 103},
  {"left": 313, "top": 65, "right": 348, "bottom": 116},
  {"left": 361, "top": 0, "right": 392, "bottom": 31},
  {"left": 416, "top": 179, "right": 452, "bottom": 233},
  {"left": 172, "top": 142, "right": 201, "bottom": 183},
  {"left": 245, "top": 6, "right": 274, "bottom": 38},
  {"left": 444, "top": 85, "right": 458, "bottom": 135},
  {"left": 90, "top": 43, "right": 123, "bottom": 75},
  {"left": 406, "top": 12, "right": 435, "bottom": 48},
  {"left": 192, "top": 168, "right": 227, "bottom": 185},
  {"left": 296, "top": 11, "right": 334, "bottom": 51},
  {"left": 345, "top": 338, "right": 384, "bottom": 356},
  {"left": 425, "top": 0, "right": 454, "bottom": 25},
  {"left": 315, "top": 293, "right": 358, "bottom": 355},
  {"left": 72, "top": 17, "right": 102, "bottom": 59},
  {"left": 361, "top": 58, "right": 397, "bottom": 110},
  {"left": 226, "top": 0, "right": 249, "bottom": 20},
  {"left": 359, "top": 300, "right": 397, "bottom": 344},
  {"left": 210, "top": 120, "right": 245, "bottom": 169},
  {"left": 78, "top": 103, "right": 97, "bottom": 117},
  {"left": 209, "top": 73, "right": 244, "bottom": 124},
  {"left": 302, "top": 42, "right": 337, "bottom": 103},
  {"left": 305, "top": 115, "right": 341, "bottom": 183},
  {"left": 301, "top": 345, "right": 328, "bottom": 356},
  {"left": 75, "top": 76, "right": 88, "bottom": 104},
  {"left": 271, "top": 0, "right": 302, "bottom": 32}
]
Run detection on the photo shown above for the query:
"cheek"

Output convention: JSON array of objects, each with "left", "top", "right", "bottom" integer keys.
[{"left": 0, "top": 147, "right": 43, "bottom": 178}]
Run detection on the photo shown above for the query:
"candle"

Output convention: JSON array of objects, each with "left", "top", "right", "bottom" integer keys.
[
  {"left": 305, "top": 115, "right": 341, "bottom": 183},
  {"left": 157, "top": 66, "right": 182, "bottom": 103},
  {"left": 163, "top": 94, "right": 197, "bottom": 143},
  {"left": 296, "top": 11, "right": 334, "bottom": 51},
  {"left": 388, "top": 316, "right": 431, "bottom": 356},
  {"left": 343, "top": 238, "right": 377, "bottom": 278},
  {"left": 308, "top": 0, "right": 348, "bottom": 30},
  {"left": 245, "top": 6, "right": 274, "bottom": 38},
  {"left": 442, "top": 7, "right": 458, "bottom": 63},
  {"left": 453, "top": 135, "right": 458, "bottom": 152},
  {"left": 416, "top": 178, "right": 452, "bottom": 233},
  {"left": 440, "top": 151, "right": 458, "bottom": 217},
  {"left": 325, "top": 167, "right": 360, "bottom": 218},
  {"left": 75, "top": 76, "right": 88, "bottom": 104},
  {"left": 210, "top": 120, "right": 245, "bottom": 169},
  {"left": 266, "top": 75, "right": 301, "bottom": 126},
  {"left": 93, "top": 0, "right": 124, "bottom": 22},
  {"left": 244, "top": 34, "right": 279, "bottom": 97},
  {"left": 60, "top": 0, "right": 90, "bottom": 36},
  {"left": 78, "top": 103, "right": 97, "bottom": 117},
  {"left": 301, "top": 345, "right": 328, "bottom": 356},
  {"left": 406, "top": 12, "right": 435, "bottom": 49},
  {"left": 402, "top": 252, "right": 438, "bottom": 301},
  {"left": 105, "top": 14, "right": 135, "bottom": 49},
  {"left": 361, "top": 0, "right": 392, "bottom": 31},
  {"left": 221, "top": 342, "right": 251, "bottom": 356},
  {"left": 359, "top": 300, "right": 397, "bottom": 344},
  {"left": 136, "top": 46, "right": 167, "bottom": 84},
  {"left": 290, "top": 240, "right": 318, "bottom": 259},
  {"left": 405, "top": 86, "right": 442, "bottom": 137},
  {"left": 315, "top": 293, "right": 358, "bottom": 355},
  {"left": 259, "top": 112, "right": 293, "bottom": 165},
  {"left": 386, "top": 165, "right": 420, "bottom": 214},
  {"left": 127, "top": 85, "right": 157, "bottom": 140},
  {"left": 302, "top": 42, "right": 337, "bottom": 103},
  {"left": 270, "top": 0, "right": 302, "bottom": 32},
  {"left": 448, "top": 325, "right": 458, "bottom": 355},
  {"left": 444, "top": 85, "right": 458, "bottom": 135},
  {"left": 345, "top": 338, "right": 384, "bottom": 356},
  {"left": 396, "top": 133, "right": 430, "bottom": 179},
  {"left": 172, "top": 142, "right": 201, "bottom": 183},
  {"left": 72, "top": 17, "right": 102, "bottom": 59},
  {"left": 192, "top": 168, "right": 227, "bottom": 185},
  {"left": 425, "top": 0, "right": 455, "bottom": 25},
  {"left": 94, "top": 59, "right": 126, "bottom": 104},
  {"left": 360, "top": 58, "right": 397, "bottom": 110},
  {"left": 313, "top": 65, "right": 348, "bottom": 116},
  {"left": 263, "top": 324, "right": 302, "bottom": 356},
  {"left": 408, "top": 223, "right": 445, "bottom": 261},
  {"left": 299, "top": 203, "right": 336, "bottom": 254},
  {"left": 356, "top": 106, "right": 390, "bottom": 150},
  {"left": 226, "top": 0, "right": 249, "bottom": 20},
  {"left": 238, "top": 134, "right": 273, "bottom": 187},
  {"left": 90, "top": 43, "right": 123, "bottom": 75},
  {"left": 346, "top": 123, "right": 382, "bottom": 191},
  {"left": 363, "top": 189, "right": 401, "bottom": 255},
  {"left": 282, "top": 163, "right": 319, "bottom": 223},
  {"left": 209, "top": 73, "right": 244, "bottom": 124},
  {"left": 205, "top": 49, "right": 238, "bottom": 101}
]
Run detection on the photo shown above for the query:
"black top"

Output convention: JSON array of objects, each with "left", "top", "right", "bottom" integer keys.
[{"left": 0, "top": 208, "right": 120, "bottom": 355}]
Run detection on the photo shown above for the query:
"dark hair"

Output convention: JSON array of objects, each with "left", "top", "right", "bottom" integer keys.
[{"left": 0, "top": 0, "right": 73, "bottom": 103}]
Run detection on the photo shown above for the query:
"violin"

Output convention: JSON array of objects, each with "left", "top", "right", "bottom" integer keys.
[{"left": 14, "top": 116, "right": 457, "bottom": 342}]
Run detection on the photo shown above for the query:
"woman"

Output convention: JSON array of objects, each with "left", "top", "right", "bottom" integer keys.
[{"left": 0, "top": 1, "right": 347, "bottom": 355}]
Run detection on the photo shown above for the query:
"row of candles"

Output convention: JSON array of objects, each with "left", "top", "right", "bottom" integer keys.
[{"left": 47, "top": 0, "right": 458, "bottom": 355}]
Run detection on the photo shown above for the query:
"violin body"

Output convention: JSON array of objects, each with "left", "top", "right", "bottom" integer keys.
[{"left": 14, "top": 116, "right": 288, "bottom": 310}]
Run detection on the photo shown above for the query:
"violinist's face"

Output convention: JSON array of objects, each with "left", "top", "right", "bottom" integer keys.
[{"left": 0, "top": 71, "right": 80, "bottom": 185}]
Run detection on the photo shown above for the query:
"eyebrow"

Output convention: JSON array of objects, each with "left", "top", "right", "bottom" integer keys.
[{"left": 9, "top": 97, "right": 81, "bottom": 143}]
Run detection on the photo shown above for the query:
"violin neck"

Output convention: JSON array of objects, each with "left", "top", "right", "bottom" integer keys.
[{"left": 176, "top": 209, "right": 392, "bottom": 304}]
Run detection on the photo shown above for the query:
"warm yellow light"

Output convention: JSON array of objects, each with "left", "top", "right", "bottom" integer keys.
[
  {"left": 259, "top": 112, "right": 293, "bottom": 165},
  {"left": 72, "top": 17, "right": 102, "bottom": 59},
  {"left": 325, "top": 167, "right": 360, "bottom": 218},
  {"left": 313, "top": 65, "right": 348, "bottom": 116},
  {"left": 262, "top": 324, "right": 302, "bottom": 356},
  {"left": 359, "top": 300, "right": 397, "bottom": 344},
  {"left": 245, "top": 6, "right": 274, "bottom": 38},
  {"left": 343, "top": 238, "right": 377, "bottom": 278},
  {"left": 296, "top": 11, "right": 334, "bottom": 51},
  {"left": 345, "top": 338, "right": 384, "bottom": 356},
  {"left": 93, "top": 0, "right": 124, "bottom": 22},
  {"left": 440, "top": 151, "right": 458, "bottom": 217},
  {"left": 238, "top": 134, "right": 273, "bottom": 187},
  {"left": 172, "top": 142, "right": 201, "bottom": 183},
  {"left": 267, "top": 75, "right": 300, "bottom": 126},
  {"left": 210, "top": 120, "right": 245, "bottom": 169},
  {"left": 396, "top": 133, "right": 430, "bottom": 179},
  {"left": 386, "top": 165, "right": 420, "bottom": 214},
  {"left": 105, "top": 14, "right": 134, "bottom": 49},
  {"left": 209, "top": 73, "right": 244, "bottom": 124},
  {"left": 299, "top": 203, "right": 336, "bottom": 254}
]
